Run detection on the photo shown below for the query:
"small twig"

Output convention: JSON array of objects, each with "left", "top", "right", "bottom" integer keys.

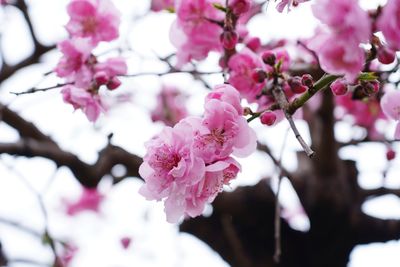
[
  {"left": 0, "top": 217, "right": 42, "bottom": 238},
  {"left": 297, "top": 40, "right": 320, "bottom": 67},
  {"left": 272, "top": 84, "right": 315, "bottom": 157},
  {"left": 11, "top": 83, "right": 71, "bottom": 96},
  {"left": 272, "top": 128, "right": 289, "bottom": 263},
  {"left": 1, "top": 161, "right": 59, "bottom": 263},
  {"left": 121, "top": 69, "right": 220, "bottom": 78}
]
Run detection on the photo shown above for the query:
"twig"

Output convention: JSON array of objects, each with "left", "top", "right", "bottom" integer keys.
[
  {"left": 273, "top": 128, "right": 289, "bottom": 263},
  {"left": 272, "top": 84, "right": 315, "bottom": 157},
  {"left": 1, "top": 161, "right": 59, "bottom": 263},
  {"left": 10, "top": 83, "right": 70, "bottom": 96},
  {"left": 121, "top": 69, "right": 220, "bottom": 78}
]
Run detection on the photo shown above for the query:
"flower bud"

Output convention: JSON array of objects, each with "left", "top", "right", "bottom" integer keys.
[
  {"left": 288, "top": 76, "right": 307, "bottom": 94},
  {"left": 229, "top": 0, "right": 251, "bottom": 16},
  {"left": 386, "top": 149, "right": 396, "bottom": 161},
  {"left": 94, "top": 71, "right": 109, "bottom": 85},
  {"left": 245, "top": 37, "right": 261, "bottom": 51},
  {"left": 363, "top": 80, "right": 380, "bottom": 95},
  {"left": 377, "top": 47, "right": 396, "bottom": 65},
  {"left": 262, "top": 51, "right": 276, "bottom": 66},
  {"left": 107, "top": 77, "right": 122, "bottom": 90},
  {"left": 251, "top": 69, "right": 267, "bottom": 83},
  {"left": 220, "top": 30, "right": 238, "bottom": 50},
  {"left": 260, "top": 111, "right": 276, "bottom": 126},
  {"left": 330, "top": 79, "right": 348, "bottom": 96},
  {"left": 301, "top": 74, "right": 313, "bottom": 88}
]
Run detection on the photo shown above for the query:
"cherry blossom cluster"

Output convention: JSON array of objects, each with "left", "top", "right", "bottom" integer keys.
[
  {"left": 55, "top": 0, "right": 127, "bottom": 121},
  {"left": 139, "top": 84, "right": 257, "bottom": 223}
]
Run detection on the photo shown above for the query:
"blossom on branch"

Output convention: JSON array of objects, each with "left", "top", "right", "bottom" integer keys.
[
  {"left": 377, "top": 0, "right": 400, "bottom": 51},
  {"left": 139, "top": 84, "right": 256, "bottom": 222},
  {"left": 310, "top": 0, "right": 371, "bottom": 82},
  {"left": 66, "top": 0, "right": 120, "bottom": 45}
]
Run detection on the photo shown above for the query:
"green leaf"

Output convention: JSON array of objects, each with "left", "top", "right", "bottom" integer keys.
[
  {"left": 358, "top": 72, "right": 378, "bottom": 81},
  {"left": 213, "top": 2, "right": 227, "bottom": 12}
]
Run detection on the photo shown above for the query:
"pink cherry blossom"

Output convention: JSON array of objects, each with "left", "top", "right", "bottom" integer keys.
[
  {"left": 170, "top": 0, "right": 224, "bottom": 67},
  {"left": 151, "top": 0, "right": 174, "bottom": 11},
  {"left": 55, "top": 38, "right": 94, "bottom": 81},
  {"left": 61, "top": 85, "right": 105, "bottom": 122},
  {"left": 310, "top": 0, "right": 371, "bottom": 81},
  {"left": 380, "top": 90, "right": 400, "bottom": 139},
  {"left": 185, "top": 157, "right": 240, "bottom": 217},
  {"left": 228, "top": 48, "right": 267, "bottom": 102},
  {"left": 192, "top": 99, "right": 256, "bottom": 163},
  {"left": 312, "top": 0, "right": 370, "bottom": 43},
  {"left": 66, "top": 0, "right": 121, "bottom": 44},
  {"left": 308, "top": 34, "right": 365, "bottom": 82},
  {"left": 151, "top": 86, "right": 188, "bottom": 126},
  {"left": 65, "top": 187, "right": 104, "bottom": 216},
  {"left": 276, "top": 0, "right": 308, "bottom": 13},
  {"left": 376, "top": 0, "right": 400, "bottom": 51},
  {"left": 205, "top": 84, "right": 243, "bottom": 115},
  {"left": 139, "top": 121, "right": 206, "bottom": 223}
]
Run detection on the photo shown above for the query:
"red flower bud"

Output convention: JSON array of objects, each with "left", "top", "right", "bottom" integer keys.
[
  {"left": 229, "top": 0, "right": 251, "bottom": 15},
  {"left": 261, "top": 50, "right": 276, "bottom": 66},
  {"left": 301, "top": 74, "right": 313, "bottom": 88},
  {"left": 330, "top": 79, "right": 348, "bottom": 96},
  {"left": 107, "top": 77, "right": 122, "bottom": 90},
  {"left": 260, "top": 111, "right": 276, "bottom": 126},
  {"left": 251, "top": 69, "right": 267, "bottom": 83},
  {"left": 378, "top": 47, "right": 396, "bottom": 65},
  {"left": 246, "top": 37, "right": 261, "bottom": 51},
  {"left": 220, "top": 30, "right": 238, "bottom": 50},
  {"left": 386, "top": 149, "right": 396, "bottom": 161},
  {"left": 363, "top": 80, "right": 380, "bottom": 95},
  {"left": 288, "top": 76, "right": 307, "bottom": 94},
  {"left": 94, "top": 71, "right": 109, "bottom": 85}
]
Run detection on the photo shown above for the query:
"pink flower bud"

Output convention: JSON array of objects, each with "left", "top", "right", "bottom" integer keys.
[
  {"left": 386, "top": 149, "right": 396, "bottom": 161},
  {"left": 251, "top": 69, "right": 267, "bottom": 83},
  {"left": 245, "top": 37, "right": 261, "bottom": 51},
  {"left": 220, "top": 30, "right": 238, "bottom": 50},
  {"left": 120, "top": 237, "right": 132, "bottom": 249},
  {"left": 260, "top": 111, "right": 277, "bottom": 126},
  {"left": 377, "top": 47, "right": 396, "bottom": 65},
  {"left": 288, "top": 76, "right": 307, "bottom": 94},
  {"left": 261, "top": 50, "right": 276, "bottom": 66},
  {"left": 229, "top": 0, "right": 251, "bottom": 15},
  {"left": 301, "top": 74, "right": 314, "bottom": 88},
  {"left": 107, "top": 77, "right": 122, "bottom": 90},
  {"left": 330, "top": 79, "right": 348, "bottom": 96},
  {"left": 94, "top": 71, "right": 109, "bottom": 85},
  {"left": 363, "top": 80, "right": 380, "bottom": 95}
]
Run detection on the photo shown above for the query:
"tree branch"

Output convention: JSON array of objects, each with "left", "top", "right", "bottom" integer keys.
[
  {"left": 352, "top": 213, "right": 400, "bottom": 245},
  {"left": 0, "top": 104, "right": 142, "bottom": 187},
  {"left": 361, "top": 187, "right": 400, "bottom": 199}
]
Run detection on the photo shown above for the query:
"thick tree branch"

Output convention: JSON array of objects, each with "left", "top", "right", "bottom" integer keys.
[
  {"left": 361, "top": 187, "right": 400, "bottom": 199},
  {"left": 352, "top": 213, "right": 400, "bottom": 245},
  {"left": 0, "top": 104, "right": 142, "bottom": 187}
]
